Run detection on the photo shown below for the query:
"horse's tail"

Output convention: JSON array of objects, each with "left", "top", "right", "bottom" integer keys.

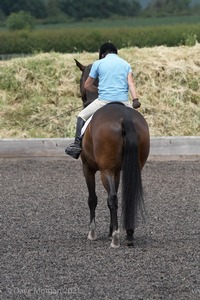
[{"left": 122, "top": 120, "right": 144, "bottom": 231}]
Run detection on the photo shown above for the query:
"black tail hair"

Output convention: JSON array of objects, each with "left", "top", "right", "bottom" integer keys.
[{"left": 122, "top": 120, "right": 144, "bottom": 230}]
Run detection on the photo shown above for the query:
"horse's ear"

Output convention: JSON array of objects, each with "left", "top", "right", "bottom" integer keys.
[{"left": 74, "top": 59, "right": 85, "bottom": 72}]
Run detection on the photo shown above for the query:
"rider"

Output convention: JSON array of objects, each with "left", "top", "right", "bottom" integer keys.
[{"left": 65, "top": 42, "right": 141, "bottom": 159}]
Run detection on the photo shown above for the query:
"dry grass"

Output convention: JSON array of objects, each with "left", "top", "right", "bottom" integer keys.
[{"left": 0, "top": 44, "right": 199, "bottom": 138}]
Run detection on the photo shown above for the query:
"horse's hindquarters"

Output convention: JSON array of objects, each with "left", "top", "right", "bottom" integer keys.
[{"left": 81, "top": 104, "right": 150, "bottom": 248}]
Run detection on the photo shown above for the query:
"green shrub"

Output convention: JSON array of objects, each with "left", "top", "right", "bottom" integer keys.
[
  {"left": 0, "top": 23, "right": 199, "bottom": 54},
  {"left": 182, "top": 33, "right": 197, "bottom": 46},
  {"left": 6, "top": 11, "right": 35, "bottom": 31}
]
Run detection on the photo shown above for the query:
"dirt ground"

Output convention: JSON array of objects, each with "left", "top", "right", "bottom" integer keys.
[{"left": 0, "top": 158, "right": 199, "bottom": 300}]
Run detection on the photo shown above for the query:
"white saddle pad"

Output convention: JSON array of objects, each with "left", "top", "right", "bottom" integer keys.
[{"left": 81, "top": 115, "right": 93, "bottom": 136}]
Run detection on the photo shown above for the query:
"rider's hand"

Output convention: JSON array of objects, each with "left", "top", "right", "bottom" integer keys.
[{"left": 132, "top": 98, "right": 141, "bottom": 109}]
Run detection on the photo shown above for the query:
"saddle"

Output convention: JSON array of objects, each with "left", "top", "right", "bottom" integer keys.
[
  {"left": 81, "top": 102, "right": 125, "bottom": 136},
  {"left": 81, "top": 116, "right": 93, "bottom": 136}
]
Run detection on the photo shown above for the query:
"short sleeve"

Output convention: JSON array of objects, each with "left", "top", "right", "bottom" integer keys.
[
  {"left": 89, "top": 61, "right": 99, "bottom": 79},
  {"left": 128, "top": 63, "right": 132, "bottom": 74}
]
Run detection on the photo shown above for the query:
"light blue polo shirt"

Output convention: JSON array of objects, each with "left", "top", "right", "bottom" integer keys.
[{"left": 89, "top": 53, "right": 132, "bottom": 102}]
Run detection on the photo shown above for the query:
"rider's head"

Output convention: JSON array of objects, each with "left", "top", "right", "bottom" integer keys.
[{"left": 99, "top": 42, "right": 118, "bottom": 59}]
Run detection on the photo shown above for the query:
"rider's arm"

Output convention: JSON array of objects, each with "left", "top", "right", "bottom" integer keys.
[
  {"left": 84, "top": 76, "right": 98, "bottom": 93},
  {"left": 128, "top": 72, "right": 137, "bottom": 100}
]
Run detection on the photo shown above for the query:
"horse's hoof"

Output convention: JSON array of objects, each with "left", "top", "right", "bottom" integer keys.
[
  {"left": 110, "top": 230, "right": 120, "bottom": 248},
  {"left": 126, "top": 241, "right": 134, "bottom": 247},
  {"left": 126, "top": 236, "right": 134, "bottom": 247},
  {"left": 88, "top": 231, "right": 97, "bottom": 241},
  {"left": 110, "top": 242, "right": 120, "bottom": 249}
]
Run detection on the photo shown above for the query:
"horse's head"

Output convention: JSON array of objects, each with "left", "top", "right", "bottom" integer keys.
[{"left": 74, "top": 59, "right": 98, "bottom": 108}]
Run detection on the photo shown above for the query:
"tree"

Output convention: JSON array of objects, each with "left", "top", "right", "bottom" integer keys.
[
  {"left": 0, "top": 9, "right": 6, "bottom": 22},
  {"left": 0, "top": 0, "right": 47, "bottom": 18},
  {"left": 59, "top": 0, "right": 141, "bottom": 20},
  {"left": 165, "top": 0, "right": 191, "bottom": 14},
  {"left": 6, "top": 10, "right": 35, "bottom": 30},
  {"left": 45, "top": 0, "right": 61, "bottom": 17},
  {"left": 145, "top": 0, "right": 192, "bottom": 16}
]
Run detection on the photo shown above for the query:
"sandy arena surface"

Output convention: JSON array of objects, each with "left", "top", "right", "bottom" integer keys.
[{"left": 0, "top": 158, "right": 199, "bottom": 300}]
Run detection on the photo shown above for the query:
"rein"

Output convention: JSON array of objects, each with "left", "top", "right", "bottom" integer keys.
[{"left": 33, "top": 105, "right": 82, "bottom": 128}]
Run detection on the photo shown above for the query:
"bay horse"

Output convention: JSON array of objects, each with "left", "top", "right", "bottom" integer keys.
[{"left": 75, "top": 59, "right": 150, "bottom": 248}]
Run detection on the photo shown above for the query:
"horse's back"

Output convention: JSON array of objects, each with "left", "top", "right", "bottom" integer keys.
[{"left": 93, "top": 103, "right": 148, "bottom": 129}]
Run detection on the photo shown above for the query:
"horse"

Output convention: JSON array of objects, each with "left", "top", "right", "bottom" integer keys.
[
  {"left": 75, "top": 59, "right": 98, "bottom": 107},
  {"left": 75, "top": 59, "right": 150, "bottom": 248}
]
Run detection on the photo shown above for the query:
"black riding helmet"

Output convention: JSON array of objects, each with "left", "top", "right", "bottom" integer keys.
[{"left": 99, "top": 42, "right": 118, "bottom": 59}]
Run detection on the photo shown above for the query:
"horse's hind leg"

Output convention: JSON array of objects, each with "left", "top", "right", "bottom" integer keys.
[
  {"left": 126, "top": 229, "right": 134, "bottom": 246},
  {"left": 101, "top": 171, "right": 120, "bottom": 248},
  {"left": 107, "top": 173, "right": 120, "bottom": 238},
  {"left": 83, "top": 163, "right": 97, "bottom": 241}
]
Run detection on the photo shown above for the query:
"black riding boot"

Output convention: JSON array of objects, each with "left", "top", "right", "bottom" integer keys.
[{"left": 65, "top": 117, "right": 85, "bottom": 159}]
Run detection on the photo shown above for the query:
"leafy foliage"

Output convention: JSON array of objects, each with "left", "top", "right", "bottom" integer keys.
[
  {"left": 0, "top": 0, "right": 142, "bottom": 20},
  {"left": 0, "top": 0, "right": 47, "bottom": 18},
  {"left": 59, "top": 0, "right": 141, "bottom": 19},
  {"left": 0, "top": 23, "right": 199, "bottom": 54},
  {"left": 1, "top": 0, "right": 199, "bottom": 22},
  {"left": 144, "top": 0, "right": 193, "bottom": 16},
  {"left": 6, "top": 11, "right": 35, "bottom": 31}
]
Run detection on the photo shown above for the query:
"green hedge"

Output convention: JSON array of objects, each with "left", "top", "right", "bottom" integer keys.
[{"left": 0, "top": 24, "right": 199, "bottom": 54}]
